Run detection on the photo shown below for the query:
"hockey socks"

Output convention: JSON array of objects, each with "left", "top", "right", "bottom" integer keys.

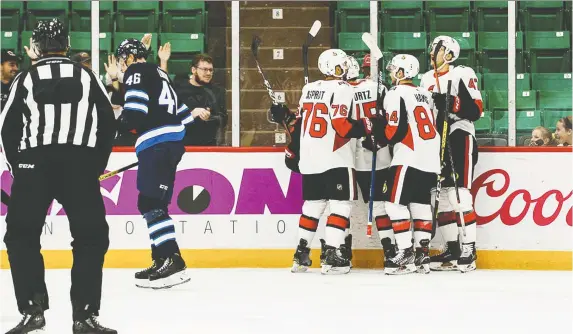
[{"left": 144, "top": 209, "right": 180, "bottom": 259}]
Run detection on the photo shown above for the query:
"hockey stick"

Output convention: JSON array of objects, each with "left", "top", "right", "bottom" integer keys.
[
  {"left": 361, "top": 32, "right": 384, "bottom": 238},
  {"left": 303, "top": 20, "right": 322, "bottom": 85},
  {"left": 251, "top": 35, "right": 291, "bottom": 139},
  {"left": 99, "top": 161, "right": 139, "bottom": 181}
]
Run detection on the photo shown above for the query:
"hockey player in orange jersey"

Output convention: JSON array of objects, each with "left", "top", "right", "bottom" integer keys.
[{"left": 420, "top": 36, "right": 484, "bottom": 273}]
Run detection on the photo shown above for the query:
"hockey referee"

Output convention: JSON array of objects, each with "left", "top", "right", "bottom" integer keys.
[{"left": 0, "top": 19, "right": 117, "bottom": 333}]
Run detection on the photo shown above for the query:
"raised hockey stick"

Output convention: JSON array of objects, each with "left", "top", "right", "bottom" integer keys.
[
  {"left": 99, "top": 161, "right": 139, "bottom": 181},
  {"left": 303, "top": 20, "right": 322, "bottom": 85},
  {"left": 361, "top": 32, "right": 384, "bottom": 237},
  {"left": 251, "top": 35, "right": 291, "bottom": 139}
]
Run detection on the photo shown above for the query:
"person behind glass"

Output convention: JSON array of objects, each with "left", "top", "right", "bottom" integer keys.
[
  {"left": 529, "top": 126, "right": 557, "bottom": 146},
  {"left": 1, "top": 50, "right": 21, "bottom": 107},
  {"left": 174, "top": 53, "right": 228, "bottom": 146},
  {"left": 554, "top": 116, "right": 572, "bottom": 146}
]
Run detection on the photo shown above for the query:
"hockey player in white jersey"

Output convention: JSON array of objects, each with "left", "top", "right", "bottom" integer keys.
[
  {"left": 269, "top": 49, "right": 385, "bottom": 275},
  {"left": 345, "top": 56, "right": 396, "bottom": 265},
  {"left": 420, "top": 36, "right": 484, "bottom": 272},
  {"left": 373, "top": 54, "right": 441, "bottom": 275}
]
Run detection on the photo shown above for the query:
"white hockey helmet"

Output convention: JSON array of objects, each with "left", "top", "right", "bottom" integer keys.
[
  {"left": 346, "top": 55, "right": 360, "bottom": 80},
  {"left": 386, "top": 54, "right": 419, "bottom": 83},
  {"left": 318, "top": 49, "right": 348, "bottom": 78},
  {"left": 429, "top": 35, "right": 460, "bottom": 64}
]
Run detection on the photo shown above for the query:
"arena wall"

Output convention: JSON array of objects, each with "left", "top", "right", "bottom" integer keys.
[{"left": 1, "top": 147, "right": 571, "bottom": 270}]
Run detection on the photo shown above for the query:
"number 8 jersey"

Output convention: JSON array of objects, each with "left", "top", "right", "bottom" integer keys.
[
  {"left": 382, "top": 84, "right": 440, "bottom": 174},
  {"left": 296, "top": 79, "right": 363, "bottom": 174},
  {"left": 122, "top": 63, "right": 194, "bottom": 154}
]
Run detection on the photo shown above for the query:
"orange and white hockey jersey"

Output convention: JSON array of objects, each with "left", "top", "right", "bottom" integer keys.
[
  {"left": 349, "top": 78, "right": 391, "bottom": 172},
  {"left": 419, "top": 65, "right": 484, "bottom": 137},
  {"left": 382, "top": 84, "right": 440, "bottom": 174},
  {"left": 293, "top": 79, "right": 372, "bottom": 175}
]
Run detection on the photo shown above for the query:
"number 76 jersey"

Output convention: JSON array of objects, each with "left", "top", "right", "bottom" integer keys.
[
  {"left": 296, "top": 79, "right": 357, "bottom": 175},
  {"left": 382, "top": 85, "right": 440, "bottom": 174}
]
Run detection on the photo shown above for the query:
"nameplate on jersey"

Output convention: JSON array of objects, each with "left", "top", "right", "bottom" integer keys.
[
  {"left": 354, "top": 90, "right": 372, "bottom": 101},
  {"left": 305, "top": 90, "right": 325, "bottom": 100},
  {"left": 414, "top": 93, "right": 429, "bottom": 104},
  {"left": 157, "top": 68, "right": 170, "bottom": 81}
]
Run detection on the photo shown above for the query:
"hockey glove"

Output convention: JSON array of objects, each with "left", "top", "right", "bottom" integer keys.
[
  {"left": 369, "top": 115, "right": 389, "bottom": 146},
  {"left": 270, "top": 103, "right": 294, "bottom": 125},
  {"left": 116, "top": 114, "right": 137, "bottom": 136},
  {"left": 432, "top": 93, "right": 459, "bottom": 114},
  {"left": 361, "top": 136, "right": 386, "bottom": 152}
]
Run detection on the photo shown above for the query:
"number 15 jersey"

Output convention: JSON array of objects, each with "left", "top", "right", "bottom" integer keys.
[
  {"left": 382, "top": 84, "right": 440, "bottom": 174},
  {"left": 296, "top": 79, "right": 356, "bottom": 175}
]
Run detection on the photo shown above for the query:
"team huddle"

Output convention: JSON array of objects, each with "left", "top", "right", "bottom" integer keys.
[{"left": 271, "top": 35, "right": 484, "bottom": 275}]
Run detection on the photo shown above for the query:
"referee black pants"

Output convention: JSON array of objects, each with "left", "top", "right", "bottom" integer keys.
[{"left": 4, "top": 145, "right": 110, "bottom": 317}]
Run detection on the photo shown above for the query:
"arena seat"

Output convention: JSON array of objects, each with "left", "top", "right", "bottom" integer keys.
[
  {"left": 116, "top": 1, "right": 159, "bottom": 33},
  {"left": 71, "top": 1, "right": 114, "bottom": 32},
  {"left": 380, "top": 1, "right": 424, "bottom": 32},
  {"left": 526, "top": 31, "right": 571, "bottom": 73},
  {"left": 2, "top": 32, "right": 18, "bottom": 51},
  {"left": 26, "top": 1, "right": 69, "bottom": 30},
  {"left": 538, "top": 90, "right": 572, "bottom": 129},
  {"left": 520, "top": 1, "right": 565, "bottom": 32},
  {"left": 1, "top": 1, "right": 22, "bottom": 32},
  {"left": 490, "top": 90, "right": 540, "bottom": 133},
  {"left": 483, "top": 73, "right": 531, "bottom": 91},
  {"left": 162, "top": 2, "right": 206, "bottom": 34},
  {"left": 335, "top": 1, "right": 370, "bottom": 34},
  {"left": 338, "top": 32, "right": 380, "bottom": 52},
  {"left": 532, "top": 73, "right": 573, "bottom": 92},
  {"left": 159, "top": 32, "right": 205, "bottom": 74},
  {"left": 426, "top": 1, "right": 471, "bottom": 32},
  {"left": 475, "top": 111, "right": 493, "bottom": 133}
]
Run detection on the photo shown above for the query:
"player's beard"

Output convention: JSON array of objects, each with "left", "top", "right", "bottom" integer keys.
[{"left": 193, "top": 73, "right": 211, "bottom": 86}]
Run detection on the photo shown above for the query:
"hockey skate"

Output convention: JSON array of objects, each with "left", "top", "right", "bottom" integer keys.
[
  {"left": 291, "top": 238, "right": 312, "bottom": 273},
  {"left": 384, "top": 247, "right": 416, "bottom": 275},
  {"left": 458, "top": 242, "right": 477, "bottom": 273},
  {"left": 319, "top": 239, "right": 327, "bottom": 266},
  {"left": 5, "top": 305, "right": 45, "bottom": 334},
  {"left": 415, "top": 239, "right": 431, "bottom": 274},
  {"left": 73, "top": 314, "right": 117, "bottom": 334},
  {"left": 321, "top": 244, "right": 351, "bottom": 275},
  {"left": 134, "top": 258, "right": 165, "bottom": 288},
  {"left": 430, "top": 240, "right": 461, "bottom": 271},
  {"left": 380, "top": 237, "right": 397, "bottom": 268},
  {"left": 148, "top": 253, "right": 190, "bottom": 289},
  {"left": 344, "top": 234, "right": 353, "bottom": 269}
]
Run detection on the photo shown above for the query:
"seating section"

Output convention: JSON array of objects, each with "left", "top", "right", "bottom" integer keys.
[
  {"left": 1, "top": 1, "right": 207, "bottom": 71},
  {"left": 335, "top": 1, "right": 572, "bottom": 143}
]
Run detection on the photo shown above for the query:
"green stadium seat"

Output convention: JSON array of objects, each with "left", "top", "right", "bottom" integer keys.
[
  {"left": 338, "top": 32, "right": 381, "bottom": 52},
  {"left": 475, "top": 111, "right": 493, "bottom": 133},
  {"left": 490, "top": 90, "right": 540, "bottom": 133},
  {"left": 116, "top": 2, "right": 159, "bottom": 33},
  {"left": 160, "top": 33, "right": 205, "bottom": 53},
  {"left": 476, "top": 8, "right": 508, "bottom": 32},
  {"left": 526, "top": 31, "right": 571, "bottom": 72},
  {"left": 426, "top": 1, "right": 471, "bottom": 32},
  {"left": 70, "top": 32, "right": 113, "bottom": 53},
  {"left": 380, "top": 1, "right": 423, "bottom": 32},
  {"left": 538, "top": 90, "right": 572, "bottom": 129},
  {"left": 337, "top": 1, "right": 369, "bottom": 10},
  {"left": 480, "top": 51, "right": 525, "bottom": 73},
  {"left": 1, "top": 32, "right": 18, "bottom": 51},
  {"left": 519, "top": 2, "right": 565, "bottom": 31},
  {"left": 474, "top": 1, "right": 509, "bottom": 9},
  {"left": 531, "top": 73, "right": 572, "bottom": 91},
  {"left": 71, "top": 1, "right": 114, "bottom": 32},
  {"left": 26, "top": 1, "right": 69, "bottom": 30},
  {"left": 1, "top": 1, "right": 22, "bottom": 32},
  {"left": 475, "top": 72, "right": 483, "bottom": 90},
  {"left": 162, "top": 2, "right": 206, "bottom": 34},
  {"left": 383, "top": 32, "right": 426, "bottom": 51},
  {"left": 483, "top": 73, "right": 531, "bottom": 91},
  {"left": 477, "top": 32, "right": 524, "bottom": 51},
  {"left": 337, "top": 12, "right": 370, "bottom": 33}
]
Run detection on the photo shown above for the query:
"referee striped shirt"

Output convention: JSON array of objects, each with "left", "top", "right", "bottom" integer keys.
[{"left": 0, "top": 56, "right": 116, "bottom": 171}]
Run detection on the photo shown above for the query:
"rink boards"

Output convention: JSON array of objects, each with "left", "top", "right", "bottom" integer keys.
[{"left": 1, "top": 147, "right": 572, "bottom": 270}]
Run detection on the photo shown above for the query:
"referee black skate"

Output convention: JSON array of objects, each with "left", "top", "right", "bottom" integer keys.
[{"left": 0, "top": 19, "right": 117, "bottom": 334}]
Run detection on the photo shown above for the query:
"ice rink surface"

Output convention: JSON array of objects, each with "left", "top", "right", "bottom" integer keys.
[{"left": 1, "top": 268, "right": 571, "bottom": 334}]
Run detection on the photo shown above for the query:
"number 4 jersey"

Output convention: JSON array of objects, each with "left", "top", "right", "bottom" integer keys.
[
  {"left": 382, "top": 84, "right": 440, "bottom": 174},
  {"left": 294, "top": 79, "right": 372, "bottom": 175},
  {"left": 122, "top": 63, "right": 194, "bottom": 154}
]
